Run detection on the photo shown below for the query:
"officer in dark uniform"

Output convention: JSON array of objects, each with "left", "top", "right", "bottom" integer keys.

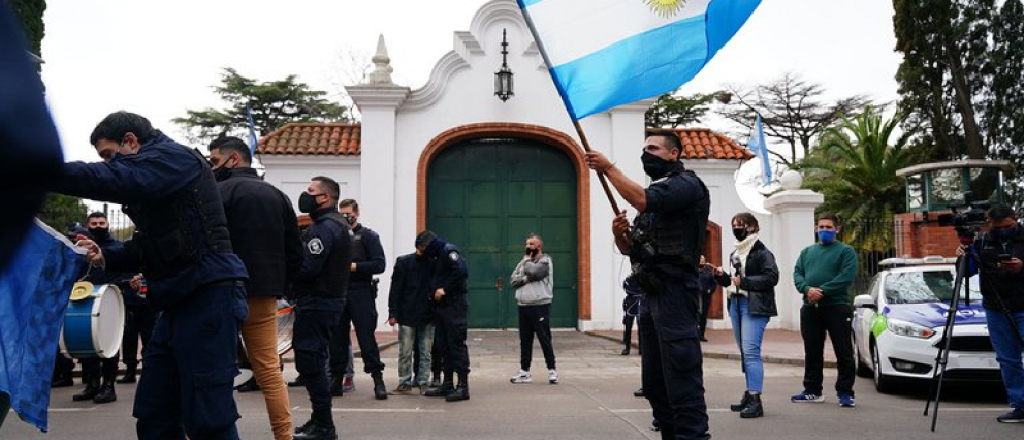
[
  {"left": 55, "top": 112, "right": 250, "bottom": 440},
  {"left": 291, "top": 176, "right": 352, "bottom": 440},
  {"left": 585, "top": 128, "right": 711, "bottom": 440},
  {"left": 418, "top": 231, "right": 471, "bottom": 402},
  {"left": 71, "top": 212, "right": 136, "bottom": 404},
  {"left": 328, "top": 198, "right": 388, "bottom": 399}
]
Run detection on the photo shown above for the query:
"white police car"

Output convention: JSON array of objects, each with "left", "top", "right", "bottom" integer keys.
[{"left": 852, "top": 257, "right": 1000, "bottom": 393}]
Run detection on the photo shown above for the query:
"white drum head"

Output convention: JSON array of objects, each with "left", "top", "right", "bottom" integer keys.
[
  {"left": 277, "top": 301, "right": 295, "bottom": 355},
  {"left": 234, "top": 368, "right": 254, "bottom": 388},
  {"left": 92, "top": 284, "right": 126, "bottom": 359}
]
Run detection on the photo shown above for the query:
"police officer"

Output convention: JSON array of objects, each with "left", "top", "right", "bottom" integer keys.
[
  {"left": 585, "top": 128, "right": 711, "bottom": 440},
  {"left": 291, "top": 176, "right": 352, "bottom": 440},
  {"left": 418, "top": 231, "right": 471, "bottom": 402},
  {"left": 72, "top": 212, "right": 135, "bottom": 405},
  {"left": 209, "top": 135, "right": 302, "bottom": 440},
  {"left": 56, "top": 112, "right": 249, "bottom": 440},
  {"left": 328, "top": 199, "right": 388, "bottom": 400}
]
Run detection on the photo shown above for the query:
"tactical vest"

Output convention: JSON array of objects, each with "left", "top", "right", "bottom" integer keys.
[
  {"left": 306, "top": 212, "right": 352, "bottom": 299},
  {"left": 125, "top": 147, "right": 233, "bottom": 281},
  {"left": 349, "top": 225, "right": 371, "bottom": 285},
  {"left": 631, "top": 169, "right": 710, "bottom": 272}
]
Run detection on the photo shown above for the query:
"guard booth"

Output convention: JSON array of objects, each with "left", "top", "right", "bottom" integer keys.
[{"left": 894, "top": 160, "right": 1015, "bottom": 258}]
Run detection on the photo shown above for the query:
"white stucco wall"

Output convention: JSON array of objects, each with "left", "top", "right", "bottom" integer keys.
[{"left": 260, "top": 156, "right": 361, "bottom": 211}]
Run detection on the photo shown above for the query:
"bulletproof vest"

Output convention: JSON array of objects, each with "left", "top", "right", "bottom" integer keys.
[
  {"left": 125, "top": 147, "right": 233, "bottom": 281},
  {"left": 307, "top": 212, "right": 352, "bottom": 298},
  {"left": 631, "top": 169, "right": 710, "bottom": 272},
  {"left": 349, "top": 225, "right": 373, "bottom": 284}
]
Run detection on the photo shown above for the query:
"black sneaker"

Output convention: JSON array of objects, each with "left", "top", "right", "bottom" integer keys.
[
  {"left": 234, "top": 377, "right": 260, "bottom": 392},
  {"left": 997, "top": 408, "right": 1024, "bottom": 423},
  {"left": 287, "top": 375, "right": 306, "bottom": 388}
]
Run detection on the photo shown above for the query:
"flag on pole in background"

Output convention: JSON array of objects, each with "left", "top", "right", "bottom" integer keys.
[
  {"left": 246, "top": 102, "right": 259, "bottom": 155},
  {"left": 517, "top": 0, "right": 762, "bottom": 120},
  {"left": 0, "top": 220, "right": 84, "bottom": 432},
  {"left": 747, "top": 113, "right": 772, "bottom": 186}
]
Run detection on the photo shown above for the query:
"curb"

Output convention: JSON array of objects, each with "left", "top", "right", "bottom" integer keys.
[{"left": 583, "top": 331, "right": 838, "bottom": 368}]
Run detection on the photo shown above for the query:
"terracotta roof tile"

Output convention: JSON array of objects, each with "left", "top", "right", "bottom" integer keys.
[
  {"left": 670, "top": 128, "right": 754, "bottom": 160},
  {"left": 256, "top": 123, "right": 360, "bottom": 156}
]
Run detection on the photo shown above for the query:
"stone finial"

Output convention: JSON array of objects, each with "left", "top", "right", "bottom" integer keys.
[
  {"left": 779, "top": 169, "right": 803, "bottom": 191},
  {"left": 366, "top": 34, "right": 394, "bottom": 85}
]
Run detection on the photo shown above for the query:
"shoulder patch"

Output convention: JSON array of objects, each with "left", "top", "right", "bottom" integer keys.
[
  {"left": 449, "top": 251, "right": 459, "bottom": 262},
  {"left": 308, "top": 238, "right": 324, "bottom": 255}
]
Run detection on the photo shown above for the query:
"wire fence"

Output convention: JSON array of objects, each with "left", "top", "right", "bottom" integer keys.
[{"left": 38, "top": 203, "right": 135, "bottom": 242}]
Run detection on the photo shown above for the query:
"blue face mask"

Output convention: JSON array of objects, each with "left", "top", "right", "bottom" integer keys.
[{"left": 818, "top": 230, "right": 837, "bottom": 244}]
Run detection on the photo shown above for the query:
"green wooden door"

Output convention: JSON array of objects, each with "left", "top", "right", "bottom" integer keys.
[{"left": 426, "top": 137, "right": 578, "bottom": 328}]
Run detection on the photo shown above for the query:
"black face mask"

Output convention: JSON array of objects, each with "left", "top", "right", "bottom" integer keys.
[
  {"left": 732, "top": 227, "right": 749, "bottom": 241},
  {"left": 993, "top": 224, "right": 1019, "bottom": 242},
  {"left": 341, "top": 213, "right": 357, "bottom": 226},
  {"left": 298, "top": 192, "right": 318, "bottom": 214},
  {"left": 89, "top": 227, "right": 110, "bottom": 241},
  {"left": 212, "top": 166, "right": 231, "bottom": 182},
  {"left": 641, "top": 152, "right": 677, "bottom": 179},
  {"left": 525, "top": 247, "right": 538, "bottom": 257}
]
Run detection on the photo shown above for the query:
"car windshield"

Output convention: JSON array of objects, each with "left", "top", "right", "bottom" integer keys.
[{"left": 884, "top": 270, "right": 981, "bottom": 305}]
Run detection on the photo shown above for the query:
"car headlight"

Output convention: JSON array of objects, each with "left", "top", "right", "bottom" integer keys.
[{"left": 887, "top": 318, "right": 936, "bottom": 339}]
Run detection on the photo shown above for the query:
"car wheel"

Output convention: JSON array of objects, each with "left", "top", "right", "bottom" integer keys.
[
  {"left": 855, "top": 341, "right": 872, "bottom": 378},
  {"left": 871, "top": 342, "right": 897, "bottom": 393}
]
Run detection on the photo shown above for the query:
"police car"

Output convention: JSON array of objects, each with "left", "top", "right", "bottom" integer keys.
[{"left": 852, "top": 256, "right": 1000, "bottom": 393}]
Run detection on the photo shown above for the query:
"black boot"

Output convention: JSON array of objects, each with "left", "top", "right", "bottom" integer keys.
[
  {"left": 371, "top": 372, "right": 388, "bottom": 400},
  {"left": 288, "top": 375, "right": 306, "bottom": 388},
  {"left": 621, "top": 346, "right": 630, "bottom": 356},
  {"left": 446, "top": 374, "right": 470, "bottom": 402},
  {"left": 730, "top": 390, "right": 751, "bottom": 412},
  {"left": 633, "top": 387, "right": 645, "bottom": 398},
  {"left": 51, "top": 374, "right": 73, "bottom": 388},
  {"left": 117, "top": 364, "right": 137, "bottom": 384},
  {"left": 92, "top": 379, "right": 117, "bottom": 404},
  {"left": 235, "top": 376, "right": 260, "bottom": 392},
  {"left": 329, "top": 374, "right": 345, "bottom": 397},
  {"left": 294, "top": 410, "right": 337, "bottom": 440},
  {"left": 740, "top": 393, "right": 764, "bottom": 418},
  {"left": 428, "top": 371, "right": 442, "bottom": 388},
  {"left": 424, "top": 380, "right": 454, "bottom": 397},
  {"left": 72, "top": 377, "right": 100, "bottom": 402}
]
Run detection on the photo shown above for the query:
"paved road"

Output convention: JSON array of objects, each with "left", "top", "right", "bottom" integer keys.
[{"left": 4, "top": 330, "right": 1018, "bottom": 439}]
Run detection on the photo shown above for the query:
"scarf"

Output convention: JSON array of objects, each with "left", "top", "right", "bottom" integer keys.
[{"left": 729, "top": 233, "right": 759, "bottom": 297}]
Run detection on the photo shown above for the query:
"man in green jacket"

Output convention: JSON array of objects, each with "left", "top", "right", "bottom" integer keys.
[{"left": 791, "top": 213, "right": 859, "bottom": 408}]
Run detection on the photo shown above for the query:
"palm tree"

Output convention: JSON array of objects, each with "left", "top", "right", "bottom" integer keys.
[{"left": 801, "top": 107, "right": 917, "bottom": 253}]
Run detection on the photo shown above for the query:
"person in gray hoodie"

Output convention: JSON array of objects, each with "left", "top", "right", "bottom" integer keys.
[{"left": 509, "top": 234, "right": 557, "bottom": 384}]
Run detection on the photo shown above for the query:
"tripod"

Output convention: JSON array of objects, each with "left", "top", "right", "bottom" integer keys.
[{"left": 924, "top": 240, "right": 1024, "bottom": 431}]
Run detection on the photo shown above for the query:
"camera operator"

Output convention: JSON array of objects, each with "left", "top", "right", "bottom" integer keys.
[{"left": 963, "top": 204, "right": 1024, "bottom": 423}]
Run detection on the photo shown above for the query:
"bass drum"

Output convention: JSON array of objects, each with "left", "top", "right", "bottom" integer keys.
[
  {"left": 60, "top": 284, "right": 125, "bottom": 359},
  {"left": 277, "top": 299, "right": 295, "bottom": 355}
]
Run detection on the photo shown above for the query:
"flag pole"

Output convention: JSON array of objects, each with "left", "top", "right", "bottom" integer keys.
[{"left": 519, "top": 6, "right": 621, "bottom": 215}]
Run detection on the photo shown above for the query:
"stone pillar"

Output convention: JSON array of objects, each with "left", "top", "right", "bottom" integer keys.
[
  {"left": 764, "top": 174, "right": 824, "bottom": 330},
  {"left": 347, "top": 35, "right": 410, "bottom": 330}
]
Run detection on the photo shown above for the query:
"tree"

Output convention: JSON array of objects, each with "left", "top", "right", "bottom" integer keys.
[
  {"left": 10, "top": 0, "right": 45, "bottom": 56},
  {"left": 718, "top": 72, "right": 871, "bottom": 165},
  {"left": 985, "top": 0, "right": 1024, "bottom": 203},
  {"left": 37, "top": 194, "right": 88, "bottom": 234},
  {"left": 893, "top": 0, "right": 992, "bottom": 160},
  {"left": 174, "top": 68, "right": 349, "bottom": 145},
  {"left": 644, "top": 91, "right": 717, "bottom": 128},
  {"left": 800, "top": 108, "right": 917, "bottom": 253}
]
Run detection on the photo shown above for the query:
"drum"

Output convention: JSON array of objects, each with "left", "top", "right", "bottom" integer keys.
[
  {"left": 277, "top": 300, "right": 295, "bottom": 355},
  {"left": 59, "top": 283, "right": 125, "bottom": 359}
]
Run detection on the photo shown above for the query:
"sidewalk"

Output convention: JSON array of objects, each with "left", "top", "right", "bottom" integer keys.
[{"left": 587, "top": 328, "right": 837, "bottom": 368}]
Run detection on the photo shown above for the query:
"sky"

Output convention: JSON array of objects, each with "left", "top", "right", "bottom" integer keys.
[{"left": 40, "top": 0, "right": 903, "bottom": 164}]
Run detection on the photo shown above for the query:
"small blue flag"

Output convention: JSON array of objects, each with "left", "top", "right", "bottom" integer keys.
[
  {"left": 0, "top": 220, "right": 83, "bottom": 432},
  {"left": 747, "top": 114, "right": 772, "bottom": 186},
  {"left": 246, "top": 103, "right": 259, "bottom": 155}
]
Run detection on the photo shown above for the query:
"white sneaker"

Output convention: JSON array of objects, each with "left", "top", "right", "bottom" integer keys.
[
  {"left": 510, "top": 370, "right": 532, "bottom": 384},
  {"left": 548, "top": 369, "right": 558, "bottom": 384}
]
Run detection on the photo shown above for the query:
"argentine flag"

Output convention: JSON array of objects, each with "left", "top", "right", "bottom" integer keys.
[{"left": 518, "top": 0, "right": 761, "bottom": 120}]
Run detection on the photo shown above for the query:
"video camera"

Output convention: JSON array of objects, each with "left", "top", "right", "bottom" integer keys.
[{"left": 936, "top": 191, "right": 990, "bottom": 243}]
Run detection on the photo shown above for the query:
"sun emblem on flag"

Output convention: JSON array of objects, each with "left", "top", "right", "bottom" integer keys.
[{"left": 644, "top": 0, "right": 687, "bottom": 17}]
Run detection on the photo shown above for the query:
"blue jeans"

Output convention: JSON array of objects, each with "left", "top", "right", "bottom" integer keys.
[
  {"left": 986, "top": 308, "right": 1024, "bottom": 409},
  {"left": 729, "top": 295, "right": 770, "bottom": 393},
  {"left": 398, "top": 324, "right": 435, "bottom": 386}
]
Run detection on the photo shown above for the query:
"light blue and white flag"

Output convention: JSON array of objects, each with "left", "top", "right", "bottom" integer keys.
[
  {"left": 747, "top": 113, "right": 771, "bottom": 186},
  {"left": 246, "top": 102, "right": 259, "bottom": 155},
  {"left": 518, "top": 0, "right": 761, "bottom": 120},
  {"left": 0, "top": 220, "right": 83, "bottom": 432}
]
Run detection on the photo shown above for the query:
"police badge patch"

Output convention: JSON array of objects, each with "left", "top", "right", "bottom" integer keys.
[
  {"left": 449, "top": 251, "right": 459, "bottom": 261},
  {"left": 308, "top": 238, "right": 324, "bottom": 255}
]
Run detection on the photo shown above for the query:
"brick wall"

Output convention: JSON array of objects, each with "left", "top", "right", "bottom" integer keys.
[{"left": 895, "top": 212, "right": 961, "bottom": 258}]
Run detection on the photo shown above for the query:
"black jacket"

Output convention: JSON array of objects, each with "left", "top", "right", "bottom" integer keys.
[
  {"left": 293, "top": 208, "right": 352, "bottom": 304},
  {"left": 388, "top": 253, "right": 432, "bottom": 327},
  {"left": 218, "top": 167, "right": 302, "bottom": 297},
  {"left": 716, "top": 240, "right": 779, "bottom": 317},
  {"left": 974, "top": 226, "right": 1024, "bottom": 312}
]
